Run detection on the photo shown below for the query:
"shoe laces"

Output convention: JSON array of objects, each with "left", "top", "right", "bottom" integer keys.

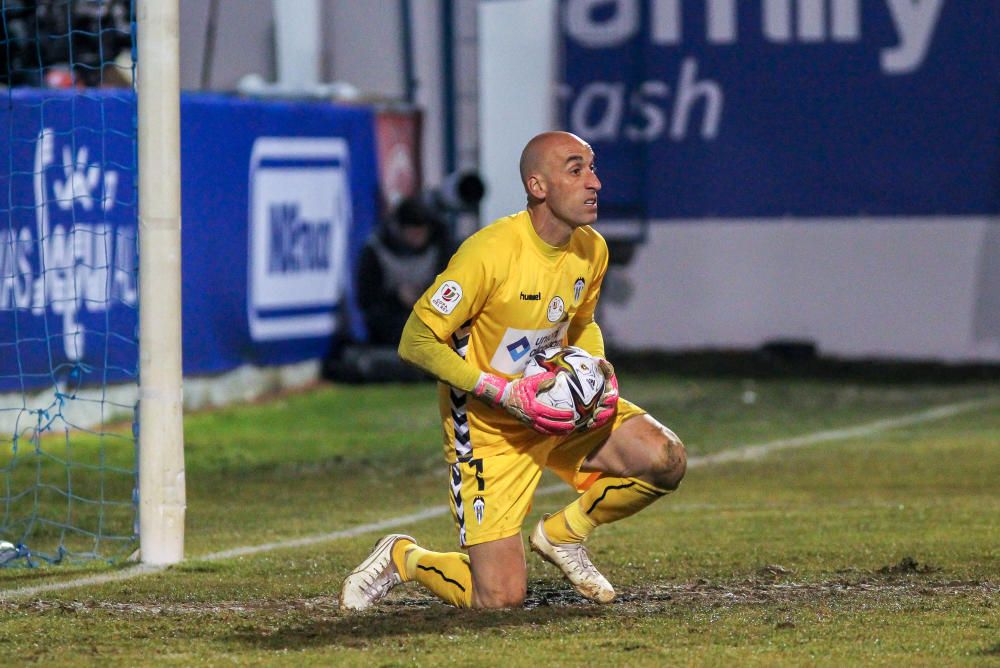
[
  {"left": 360, "top": 554, "right": 401, "bottom": 600},
  {"left": 552, "top": 542, "right": 600, "bottom": 578},
  {"left": 365, "top": 571, "right": 398, "bottom": 600}
]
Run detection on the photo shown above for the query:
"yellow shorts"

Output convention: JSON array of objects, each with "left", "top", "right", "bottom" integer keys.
[{"left": 447, "top": 398, "right": 646, "bottom": 548}]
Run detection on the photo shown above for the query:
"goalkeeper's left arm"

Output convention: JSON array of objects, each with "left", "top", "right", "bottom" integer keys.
[
  {"left": 398, "top": 312, "right": 574, "bottom": 435},
  {"left": 567, "top": 317, "right": 606, "bottom": 359}
]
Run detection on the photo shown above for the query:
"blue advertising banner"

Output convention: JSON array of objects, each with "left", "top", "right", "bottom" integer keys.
[
  {"left": 0, "top": 89, "right": 138, "bottom": 395},
  {"left": 180, "top": 94, "right": 377, "bottom": 375},
  {"left": 558, "top": 0, "right": 1000, "bottom": 219},
  {"left": 1, "top": 91, "right": 378, "bottom": 393}
]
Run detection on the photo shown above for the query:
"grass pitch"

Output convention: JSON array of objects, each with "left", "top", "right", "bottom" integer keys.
[{"left": 0, "top": 368, "right": 997, "bottom": 666}]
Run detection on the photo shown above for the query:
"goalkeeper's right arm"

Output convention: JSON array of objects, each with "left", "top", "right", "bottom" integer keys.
[
  {"left": 398, "top": 311, "right": 481, "bottom": 392},
  {"left": 397, "top": 313, "right": 573, "bottom": 435}
]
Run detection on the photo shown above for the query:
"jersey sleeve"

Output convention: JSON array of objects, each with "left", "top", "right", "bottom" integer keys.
[
  {"left": 397, "top": 312, "right": 482, "bottom": 392},
  {"left": 411, "top": 232, "right": 498, "bottom": 341},
  {"left": 568, "top": 319, "right": 606, "bottom": 359}
]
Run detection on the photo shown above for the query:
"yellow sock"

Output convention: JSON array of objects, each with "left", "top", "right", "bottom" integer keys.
[
  {"left": 392, "top": 542, "right": 473, "bottom": 608},
  {"left": 390, "top": 538, "right": 415, "bottom": 577},
  {"left": 542, "top": 504, "right": 594, "bottom": 543},
  {"left": 544, "top": 477, "right": 669, "bottom": 544}
]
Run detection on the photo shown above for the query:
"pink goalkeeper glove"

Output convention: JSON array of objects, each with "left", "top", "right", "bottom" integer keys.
[
  {"left": 583, "top": 358, "right": 619, "bottom": 431},
  {"left": 472, "top": 372, "right": 575, "bottom": 436}
]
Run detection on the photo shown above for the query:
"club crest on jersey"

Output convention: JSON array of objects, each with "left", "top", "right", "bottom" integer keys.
[
  {"left": 473, "top": 496, "right": 485, "bottom": 524},
  {"left": 573, "top": 277, "right": 585, "bottom": 303},
  {"left": 547, "top": 296, "right": 565, "bottom": 323},
  {"left": 430, "top": 280, "right": 463, "bottom": 314}
]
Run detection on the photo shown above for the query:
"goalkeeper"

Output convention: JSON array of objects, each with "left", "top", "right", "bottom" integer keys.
[{"left": 341, "top": 131, "right": 686, "bottom": 610}]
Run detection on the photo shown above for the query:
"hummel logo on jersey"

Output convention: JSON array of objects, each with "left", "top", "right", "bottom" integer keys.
[{"left": 520, "top": 292, "right": 541, "bottom": 301}]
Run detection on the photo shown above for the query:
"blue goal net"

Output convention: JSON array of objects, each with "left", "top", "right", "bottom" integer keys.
[{"left": 0, "top": 0, "right": 138, "bottom": 565}]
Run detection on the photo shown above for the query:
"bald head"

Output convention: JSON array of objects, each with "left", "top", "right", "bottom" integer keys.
[{"left": 519, "top": 131, "right": 591, "bottom": 194}]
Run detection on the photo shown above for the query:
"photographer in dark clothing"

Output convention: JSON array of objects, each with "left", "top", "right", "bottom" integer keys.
[
  {"left": 357, "top": 196, "right": 453, "bottom": 346},
  {"left": 324, "top": 195, "right": 453, "bottom": 382}
]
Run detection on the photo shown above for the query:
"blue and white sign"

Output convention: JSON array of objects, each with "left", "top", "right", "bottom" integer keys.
[
  {"left": 0, "top": 91, "right": 138, "bottom": 393},
  {"left": 559, "top": 0, "right": 999, "bottom": 218},
  {"left": 179, "top": 94, "right": 378, "bottom": 376},
  {"left": 1, "top": 92, "right": 379, "bottom": 392},
  {"left": 248, "top": 137, "right": 352, "bottom": 341}
]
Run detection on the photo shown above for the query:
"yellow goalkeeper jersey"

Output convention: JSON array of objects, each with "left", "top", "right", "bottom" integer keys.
[{"left": 412, "top": 210, "right": 609, "bottom": 462}]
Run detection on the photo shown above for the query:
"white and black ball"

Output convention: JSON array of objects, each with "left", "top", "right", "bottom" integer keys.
[{"left": 522, "top": 345, "right": 606, "bottom": 430}]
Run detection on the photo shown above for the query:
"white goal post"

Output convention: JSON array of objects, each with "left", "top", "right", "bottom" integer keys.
[{"left": 137, "top": 0, "right": 185, "bottom": 565}]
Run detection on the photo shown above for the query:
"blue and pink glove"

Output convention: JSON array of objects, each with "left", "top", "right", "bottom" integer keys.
[{"left": 472, "top": 372, "right": 575, "bottom": 436}]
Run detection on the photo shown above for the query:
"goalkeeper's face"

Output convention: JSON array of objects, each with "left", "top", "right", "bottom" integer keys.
[{"left": 542, "top": 136, "right": 602, "bottom": 229}]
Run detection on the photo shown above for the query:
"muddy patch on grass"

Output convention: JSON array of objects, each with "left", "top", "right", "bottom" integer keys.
[
  {"left": 5, "top": 576, "right": 992, "bottom": 618},
  {"left": 6, "top": 577, "right": 992, "bottom": 652},
  {"left": 876, "top": 555, "right": 940, "bottom": 575},
  {"left": 4, "top": 596, "right": 344, "bottom": 616},
  {"left": 599, "top": 578, "right": 996, "bottom": 610}
]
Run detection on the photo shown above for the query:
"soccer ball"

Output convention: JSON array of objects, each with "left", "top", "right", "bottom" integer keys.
[{"left": 523, "top": 345, "right": 606, "bottom": 430}]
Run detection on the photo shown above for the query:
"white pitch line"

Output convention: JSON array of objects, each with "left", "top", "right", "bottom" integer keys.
[
  {"left": 684, "top": 397, "right": 998, "bottom": 468},
  {"left": 2, "top": 396, "right": 996, "bottom": 601},
  {"left": 0, "top": 564, "right": 167, "bottom": 601},
  {"left": 200, "top": 506, "right": 451, "bottom": 562}
]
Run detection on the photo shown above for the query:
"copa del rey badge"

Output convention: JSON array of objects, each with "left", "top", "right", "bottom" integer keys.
[{"left": 430, "top": 280, "right": 463, "bottom": 314}]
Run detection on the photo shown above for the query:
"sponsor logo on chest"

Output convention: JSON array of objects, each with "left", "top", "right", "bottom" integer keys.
[{"left": 489, "top": 323, "right": 570, "bottom": 375}]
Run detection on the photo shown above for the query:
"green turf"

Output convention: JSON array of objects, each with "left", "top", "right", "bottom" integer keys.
[{"left": 0, "top": 373, "right": 997, "bottom": 666}]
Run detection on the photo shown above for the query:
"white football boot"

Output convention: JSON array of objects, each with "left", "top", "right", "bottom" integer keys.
[
  {"left": 529, "top": 516, "right": 615, "bottom": 603},
  {"left": 339, "top": 533, "right": 414, "bottom": 611}
]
